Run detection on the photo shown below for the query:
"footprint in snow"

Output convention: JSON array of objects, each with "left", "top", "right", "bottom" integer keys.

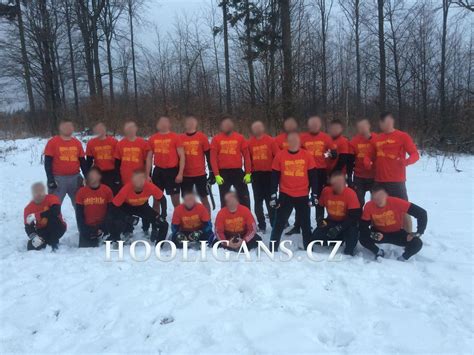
[
  {"left": 317, "top": 330, "right": 355, "bottom": 348},
  {"left": 160, "top": 316, "right": 174, "bottom": 325}
]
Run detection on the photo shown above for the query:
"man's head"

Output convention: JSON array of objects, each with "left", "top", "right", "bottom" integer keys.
[
  {"left": 329, "top": 119, "right": 344, "bottom": 138},
  {"left": 157, "top": 116, "right": 171, "bottom": 132},
  {"left": 182, "top": 191, "right": 197, "bottom": 209},
  {"left": 356, "top": 118, "right": 371, "bottom": 136},
  {"left": 93, "top": 122, "right": 107, "bottom": 138},
  {"left": 287, "top": 131, "right": 301, "bottom": 151},
  {"left": 123, "top": 120, "right": 138, "bottom": 138},
  {"left": 329, "top": 171, "right": 346, "bottom": 194},
  {"left": 379, "top": 111, "right": 395, "bottom": 133},
  {"left": 31, "top": 182, "right": 46, "bottom": 204},
  {"left": 371, "top": 185, "right": 389, "bottom": 207},
  {"left": 131, "top": 169, "right": 147, "bottom": 190},
  {"left": 220, "top": 116, "right": 234, "bottom": 134},
  {"left": 307, "top": 115, "right": 322, "bottom": 133},
  {"left": 59, "top": 120, "right": 74, "bottom": 137},
  {"left": 283, "top": 117, "right": 298, "bottom": 133},
  {"left": 86, "top": 167, "right": 102, "bottom": 188},
  {"left": 225, "top": 191, "right": 239, "bottom": 212},
  {"left": 184, "top": 115, "right": 198, "bottom": 132},
  {"left": 251, "top": 121, "right": 265, "bottom": 137}
]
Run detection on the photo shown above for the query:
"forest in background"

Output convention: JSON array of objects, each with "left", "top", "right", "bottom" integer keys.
[{"left": 0, "top": 0, "right": 472, "bottom": 152}]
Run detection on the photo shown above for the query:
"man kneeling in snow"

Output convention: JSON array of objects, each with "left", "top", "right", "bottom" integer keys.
[
  {"left": 214, "top": 192, "right": 262, "bottom": 251},
  {"left": 359, "top": 185, "right": 427, "bottom": 261},
  {"left": 23, "top": 182, "right": 66, "bottom": 251},
  {"left": 109, "top": 169, "right": 168, "bottom": 246},
  {"left": 75, "top": 167, "right": 114, "bottom": 247},
  {"left": 171, "top": 191, "right": 214, "bottom": 248}
]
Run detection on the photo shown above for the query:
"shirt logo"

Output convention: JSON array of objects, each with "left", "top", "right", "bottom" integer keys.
[
  {"left": 183, "top": 140, "right": 200, "bottom": 156},
  {"left": 182, "top": 214, "right": 202, "bottom": 229},
  {"left": 220, "top": 140, "right": 238, "bottom": 155},
  {"left": 304, "top": 141, "right": 324, "bottom": 157},
  {"left": 283, "top": 159, "right": 306, "bottom": 177},
  {"left": 83, "top": 197, "right": 106, "bottom": 206},
  {"left": 372, "top": 210, "right": 397, "bottom": 227},
  {"left": 327, "top": 200, "right": 346, "bottom": 217},
  {"left": 252, "top": 145, "right": 268, "bottom": 160},
  {"left": 225, "top": 216, "right": 244, "bottom": 233},
  {"left": 59, "top": 146, "right": 78, "bottom": 162},
  {"left": 153, "top": 139, "right": 171, "bottom": 154},
  {"left": 94, "top": 145, "right": 113, "bottom": 160},
  {"left": 356, "top": 143, "right": 370, "bottom": 158},
  {"left": 122, "top": 147, "right": 141, "bottom": 163}
]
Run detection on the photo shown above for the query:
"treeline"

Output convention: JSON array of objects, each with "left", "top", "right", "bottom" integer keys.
[{"left": 0, "top": 0, "right": 472, "bottom": 151}]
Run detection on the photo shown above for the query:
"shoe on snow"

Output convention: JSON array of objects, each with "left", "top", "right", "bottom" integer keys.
[
  {"left": 285, "top": 226, "right": 300, "bottom": 236},
  {"left": 375, "top": 248, "right": 385, "bottom": 260},
  {"left": 397, "top": 255, "right": 407, "bottom": 262}
]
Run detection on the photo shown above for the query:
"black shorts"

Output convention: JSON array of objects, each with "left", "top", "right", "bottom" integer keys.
[
  {"left": 181, "top": 175, "right": 208, "bottom": 197},
  {"left": 378, "top": 181, "right": 408, "bottom": 200},
  {"left": 152, "top": 167, "right": 180, "bottom": 195}
]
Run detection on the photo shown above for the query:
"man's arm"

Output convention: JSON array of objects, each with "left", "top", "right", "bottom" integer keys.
[
  {"left": 145, "top": 151, "right": 153, "bottom": 178},
  {"left": 210, "top": 143, "right": 220, "bottom": 176},
  {"left": 75, "top": 204, "right": 87, "bottom": 235},
  {"left": 86, "top": 156, "right": 94, "bottom": 170},
  {"left": 340, "top": 208, "right": 361, "bottom": 231},
  {"left": 79, "top": 157, "right": 88, "bottom": 177},
  {"left": 359, "top": 219, "right": 371, "bottom": 240},
  {"left": 271, "top": 170, "right": 281, "bottom": 196},
  {"left": 308, "top": 168, "right": 319, "bottom": 196},
  {"left": 44, "top": 156, "right": 55, "bottom": 184},
  {"left": 407, "top": 203, "right": 427, "bottom": 234},
  {"left": 404, "top": 135, "right": 420, "bottom": 166},
  {"left": 346, "top": 154, "right": 355, "bottom": 184},
  {"left": 177, "top": 147, "right": 185, "bottom": 179}
]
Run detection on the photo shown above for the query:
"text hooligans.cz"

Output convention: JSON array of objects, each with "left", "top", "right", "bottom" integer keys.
[{"left": 104, "top": 240, "right": 344, "bottom": 262}]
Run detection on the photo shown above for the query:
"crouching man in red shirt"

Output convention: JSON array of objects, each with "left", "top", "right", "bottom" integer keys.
[
  {"left": 23, "top": 182, "right": 67, "bottom": 251},
  {"left": 359, "top": 185, "right": 427, "bottom": 261},
  {"left": 109, "top": 169, "right": 169, "bottom": 246},
  {"left": 171, "top": 191, "right": 215, "bottom": 248},
  {"left": 75, "top": 167, "right": 114, "bottom": 248},
  {"left": 312, "top": 171, "right": 361, "bottom": 256},
  {"left": 214, "top": 192, "right": 262, "bottom": 251}
]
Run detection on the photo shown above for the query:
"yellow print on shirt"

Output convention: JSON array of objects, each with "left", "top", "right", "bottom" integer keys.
[
  {"left": 127, "top": 197, "right": 148, "bottom": 205},
  {"left": 225, "top": 216, "right": 244, "bottom": 233},
  {"left": 283, "top": 159, "right": 306, "bottom": 177},
  {"left": 154, "top": 139, "right": 171, "bottom": 154},
  {"left": 252, "top": 145, "right": 268, "bottom": 160},
  {"left": 183, "top": 140, "right": 200, "bottom": 156},
  {"left": 372, "top": 210, "right": 397, "bottom": 228},
  {"left": 356, "top": 143, "right": 371, "bottom": 158},
  {"left": 94, "top": 145, "right": 113, "bottom": 160},
  {"left": 327, "top": 200, "right": 346, "bottom": 217},
  {"left": 182, "top": 214, "right": 201, "bottom": 229},
  {"left": 375, "top": 139, "right": 397, "bottom": 159},
  {"left": 122, "top": 147, "right": 141, "bottom": 163},
  {"left": 220, "top": 140, "right": 238, "bottom": 155},
  {"left": 59, "top": 146, "right": 78, "bottom": 162},
  {"left": 83, "top": 197, "right": 106, "bottom": 206},
  {"left": 304, "top": 141, "right": 325, "bottom": 157}
]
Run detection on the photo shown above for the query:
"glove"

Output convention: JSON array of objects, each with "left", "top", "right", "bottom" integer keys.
[
  {"left": 175, "top": 232, "right": 187, "bottom": 242},
  {"left": 207, "top": 172, "right": 216, "bottom": 185},
  {"left": 215, "top": 175, "right": 224, "bottom": 185},
  {"left": 370, "top": 231, "right": 384, "bottom": 241},
  {"left": 324, "top": 149, "right": 331, "bottom": 158},
  {"left": 309, "top": 193, "right": 318, "bottom": 207},
  {"left": 31, "top": 234, "right": 45, "bottom": 248},
  {"left": 188, "top": 230, "right": 203, "bottom": 242},
  {"left": 47, "top": 180, "right": 57, "bottom": 190},
  {"left": 156, "top": 215, "right": 167, "bottom": 224},
  {"left": 243, "top": 173, "right": 252, "bottom": 184},
  {"left": 327, "top": 225, "right": 343, "bottom": 239},
  {"left": 26, "top": 213, "right": 36, "bottom": 225},
  {"left": 269, "top": 194, "right": 278, "bottom": 209},
  {"left": 317, "top": 218, "right": 327, "bottom": 228}
]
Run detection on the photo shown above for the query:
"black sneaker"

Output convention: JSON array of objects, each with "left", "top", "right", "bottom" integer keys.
[
  {"left": 285, "top": 226, "right": 300, "bottom": 235},
  {"left": 375, "top": 248, "right": 385, "bottom": 260}
]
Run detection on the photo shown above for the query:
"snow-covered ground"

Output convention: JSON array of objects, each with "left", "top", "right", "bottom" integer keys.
[{"left": 0, "top": 137, "right": 472, "bottom": 354}]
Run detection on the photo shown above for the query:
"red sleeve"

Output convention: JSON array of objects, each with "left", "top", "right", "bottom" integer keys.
[
  {"left": 363, "top": 142, "right": 375, "bottom": 170},
  {"left": 346, "top": 189, "right": 361, "bottom": 209},
  {"left": 271, "top": 138, "right": 279, "bottom": 157},
  {"left": 306, "top": 151, "right": 316, "bottom": 170},
  {"left": 361, "top": 203, "right": 372, "bottom": 221},
  {"left": 151, "top": 184, "right": 164, "bottom": 200},
  {"left": 175, "top": 134, "right": 183, "bottom": 148},
  {"left": 113, "top": 185, "right": 128, "bottom": 206},
  {"left": 200, "top": 205, "right": 211, "bottom": 222},
  {"left": 114, "top": 142, "right": 122, "bottom": 159},
  {"left": 143, "top": 139, "right": 151, "bottom": 156},
  {"left": 76, "top": 188, "right": 85, "bottom": 205},
  {"left": 242, "top": 137, "right": 251, "bottom": 174},
  {"left": 215, "top": 210, "right": 226, "bottom": 240},
  {"left": 76, "top": 139, "right": 85, "bottom": 157},
  {"left": 327, "top": 136, "right": 337, "bottom": 151},
  {"left": 171, "top": 208, "right": 181, "bottom": 225},
  {"left": 44, "top": 138, "right": 56, "bottom": 157},
  {"left": 201, "top": 134, "right": 210, "bottom": 152},
  {"left": 86, "top": 140, "right": 94, "bottom": 156},
  {"left": 395, "top": 198, "right": 411, "bottom": 214},
  {"left": 210, "top": 137, "right": 220, "bottom": 175},
  {"left": 272, "top": 152, "right": 282, "bottom": 171},
  {"left": 243, "top": 208, "right": 257, "bottom": 242},
  {"left": 403, "top": 133, "right": 419, "bottom": 166}
]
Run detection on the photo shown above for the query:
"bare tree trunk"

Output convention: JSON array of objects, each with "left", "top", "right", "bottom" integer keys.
[
  {"left": 281, "top": 0, "right": 293, "bottom": 117},
  {"left": 244, "top": 0, "right": 256, "bottom": 110},
  {"left": 222, "top": 0, "right": 232, "bottom": 114},
  {"left": 128, "top": 0, "right": 138, "bottom": 117},
  {"left": 377, "top": 0, "right": 386, "bottom": 111},
  {"left": 440, "top": 0, "right": 450, "bottom": 131},
  {"left": 354, "top": 0, "right": 361, "bottom": 112},
  {"left": 64, "top": 0, "right": 80, "bottom": 119}
]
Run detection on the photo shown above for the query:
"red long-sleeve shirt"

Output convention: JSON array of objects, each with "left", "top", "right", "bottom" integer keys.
[
  {"left": 300, "top": 131, "right": 335, "bottom": 169},
  {"left": 247, "top": 134, "right": 279, "bottom": 172},
  {"left": 215, "top": 205, "right": 256, "bottom": 242},
  {"left": 350, "top": 133, "right": 377, "bottom": 179},
  {"left": 210, "top": 132, "right": 251, "bottom": 175},
  {"left": 364, "top": 130, "right": 419, "bottom": 182}
]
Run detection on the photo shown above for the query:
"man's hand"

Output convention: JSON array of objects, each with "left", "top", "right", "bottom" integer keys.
[
  {"left": 327, "top": 225, "right": 343, "bottom": 239},
  {"left": 269, "top": 194, "right": 279, "bottom": 209},
  {"left": 407, "top": 232, "right": 422, "bottom": 241},
  {"left": 228, "top": 236, "right": 242, "bottom": 250},
  {"left": 243, "top": 173, "right": 252, "bottom": 184},
  {"left": 323, "top": 149, "right": 331, "bottom": 158},
  {"left": 207, "top": 172, "right": 216, "bottom": 185},
  {"left": 215, "top": 175, "right": 224, "bottom": 186},
  {"left": 47, "top": 180, "right": 57, "bottom": 190},
  {"left": 309, "top": 193, "right": 318, "bottom": 207},
  {"left": 31, "top": 234, "right": 45, "bottom": 248},
  {"left": 156, "top": 214, "right": 167, "bottom": 225},
  {"left": 175, "top": 174, "right": 183, "bottom": 184},
  {"left": 370, "top": 232, "right": 384, "bottom": 241},
  {"left": 26, "top": 213, "right": 36, "bottom": 225}
]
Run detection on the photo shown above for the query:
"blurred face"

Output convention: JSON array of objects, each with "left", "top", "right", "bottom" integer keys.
[
  {"left": 287, "top": 132, "right": 300, "bottom": 150},
  {"left": 124, "top": 122, "right": 138, "bottom": 138},
  {"left": 225, "top": 193, "right": 239, "bottom": 211},
  {"left": 184, "top": 117, "right": 198, "bottom": 132},
  {"left": 283, "top": 118, "right": 298, "bottom": 133},
  {"left": 59, "top": 122, "right": 74, "bottom": 137},
  {"left": 307, "top": 116, "right": 322, "bottom": 133},
  {"left": 220, "top": 118, "right": 234, "bottom": 134},
  {"left": 157, "top": 116, "right": 171, "bottom": 132},
  {"left": 31, "top": 183, "right": 46, "bottom": 203},
  {"left": 329, "top": 123, "right": 343, "bottom": 138},
  {"left": 131, "top": 172, "right": 146, "bottom": 190},
  {"left": 330, "top": 174, "right": 346, "bottom": 193},
  {"left": 87, "top": 169, "right": 102, "bottom": 187},
  {"left": 93, "top": 123, "right": 107, "bottom": 137},
  {"left": 183, "top": 193, "right": 197, "bottom": 209},
  {"left": 356, "top": 119, "right": 371, "bottom": 136},
  {"left": 251, "top": 121, "right": 265, "bottom": 136},
  {"left": 380, "top": 115, "right": 395, "bottom": 132},
  {"left": 372, "top": 189, "right": 388, "bottom": 207}
]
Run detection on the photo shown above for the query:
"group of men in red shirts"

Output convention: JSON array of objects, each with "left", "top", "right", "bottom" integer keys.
[{"left": 23, "top": 111, "right": 427, "bottom": 261}]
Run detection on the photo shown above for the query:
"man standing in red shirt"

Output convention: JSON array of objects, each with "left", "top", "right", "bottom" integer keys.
[
  {"left": 349, "top": 118, "right": 377, "bottom": 206},
  {"left": 313, "top": 172, "right": 360, "bottom": 256},
  {"left": 215, "top": 192, "right": 262, "bottom": 251},
  {"left": 180, "top": 115, "right": 213, "bottom": 212},
  {"left": 110, "top": 170, "right": 168, "bottom": 246},
  {"left": 148, "top": 116, "right": 185, "bottom": 215},
  {"left": 23, "top": 182, "right": 66, "bottom": 251},
  {"left": 44, "top": 120, "right": 87, "bottom": 207},
  {"left": 86, "top": 122, "right": 120, "bottom": 194},
  {"left": 270, "top": 132, "right": 318, "bottom": 251},
  {"left": 359, "top": 185, "right": 427, "bottom": 261},
  {"left": 247, "top": 121, "right": 278, "bottom": 232},
  {"left": 274, "top": 116, "right": 299, "bottom": 151},
  {"left": 210, "top": 117, "right": 251, "bottom": 209},
  {"left": 326, "top": 119, "right": 352, "bottom": 176},
  {"left": 76, "top": 167, "right": 114, "bottom": 248}
]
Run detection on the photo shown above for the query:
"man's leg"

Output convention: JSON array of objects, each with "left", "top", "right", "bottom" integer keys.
[
  {"left": 354, "top": 177, "right": 367, "bottom": 206},
  {"left": 132, "top": 204, "right": 169, "bottom": 243},
  {"left": 315, "top": 169, "right": 327, "bottom": 222},
  {"left": 341, "top": 224, "right": 358, "bottom": 256},
  {"left": 67, "top": 174, "right": 82, "bottom": 207},
  {"left": 246, "top": 234, "right": 263, "bottom": 250},
  {"left": 261, "top": 172, "right": 275, "bottom": 227},
  {"left": 233, "top": 169, "right": 251, "bottom": 209},
  {"left": 294, "top": 196, "right": 312, "bottom": 249},
  {"left": 107, "top": 205, "right": 128, "bottom": 242},
  {"left": 382, "top": 230, "right": 423, "bottom": 260},
  {"left": 252, "top": 172, "right": 266, "bottom": 230},
  {"left": 50, "top": 175, "right": 68, "bottom": 204},
  {"left": 359, "top": 230, "right": 381, "bottom": 255},
  {"left": 270, "top": 194, "right": 294, "bottom": 251},
  {"left": 35, "top": 215, "right": 66, "bottom": 249},
  {"left": 166, "top": 167, "right": 181, "bottom": 208},
  {"left": 218, "top": 170, "right": 232, "bottom": 208},
  {"left": 194, "top": 176, "right": 211, "bottom": 212}
]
